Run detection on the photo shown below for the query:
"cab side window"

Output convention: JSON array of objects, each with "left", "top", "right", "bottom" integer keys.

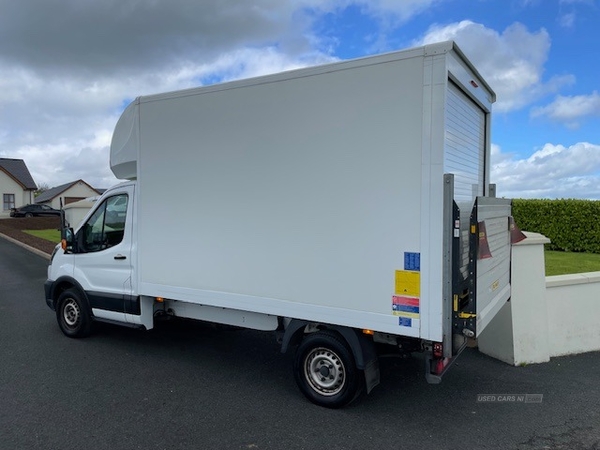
[{"left": 80, "top": 194, "right": 128, "bottom": 252}]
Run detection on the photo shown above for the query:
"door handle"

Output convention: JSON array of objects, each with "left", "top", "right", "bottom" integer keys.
[{"left": 114, "top": 254, "right": 127, "bottom": 260}]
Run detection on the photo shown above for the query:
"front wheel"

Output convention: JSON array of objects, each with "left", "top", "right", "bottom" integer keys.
[
  {"left": 25, "top": 213, "right": 33, "bottom": 218},
  {"left": 293, "top": 330, "right": 363, "bottom": 408},
  {"left": 56, "top": 289, "right": 93, "bottom": 338}
]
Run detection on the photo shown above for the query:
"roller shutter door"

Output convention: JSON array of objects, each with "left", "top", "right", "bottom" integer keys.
[{"left": 445, "top": 81, "right": 486, "bottom": 278}]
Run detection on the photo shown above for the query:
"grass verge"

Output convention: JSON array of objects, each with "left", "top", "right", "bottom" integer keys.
[
  {"left": 24, "top": 229, "right": 61, "bottom": 243},
  {"left": 545, "top": 250, "right": 600, "bottom": 276}
]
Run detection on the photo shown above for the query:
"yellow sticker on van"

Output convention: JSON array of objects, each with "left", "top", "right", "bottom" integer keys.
[{"left": 395, "top": 270, "right": 420, "bottom": 297}]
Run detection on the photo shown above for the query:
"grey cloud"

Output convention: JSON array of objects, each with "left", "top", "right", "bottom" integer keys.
[{"left": 0, "top": 0, "right": 292, "bottom": 74}]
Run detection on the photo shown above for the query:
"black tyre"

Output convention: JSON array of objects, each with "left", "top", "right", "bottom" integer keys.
[
  {"left": 293, "top": 330, "right": 363, "bottom": 408},
  {"left": 56, "top": 289, "right": 92, "bottom": 338},
  {"left": 25, "top": 213, "right": 33, "bottom": 218}
]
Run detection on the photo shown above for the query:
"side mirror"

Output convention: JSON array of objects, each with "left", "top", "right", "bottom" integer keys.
[{"left": 61, "top": 227, "right": 75, "bottom": 252}]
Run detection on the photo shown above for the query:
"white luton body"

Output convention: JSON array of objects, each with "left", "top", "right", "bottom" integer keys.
[{"left": 46, "top": 41, "right": 514, "bottom": 407}]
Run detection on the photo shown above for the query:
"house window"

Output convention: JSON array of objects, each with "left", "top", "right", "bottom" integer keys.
[{"left": 3, "top": 194, "right": 15, "bottom": 210}]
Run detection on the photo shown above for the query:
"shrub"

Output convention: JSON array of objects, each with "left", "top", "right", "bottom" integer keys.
[{"left": 512, "top": 199, "right": 600, "bottom": 253}]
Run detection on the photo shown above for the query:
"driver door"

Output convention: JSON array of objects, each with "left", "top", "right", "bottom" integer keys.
[{"left": 74, "top": 184, "right": 135, "bottom": 319}]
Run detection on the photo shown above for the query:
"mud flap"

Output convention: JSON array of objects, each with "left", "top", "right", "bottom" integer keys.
[{"left": 364, "top": 358, "right": 380, "bottom": 394}]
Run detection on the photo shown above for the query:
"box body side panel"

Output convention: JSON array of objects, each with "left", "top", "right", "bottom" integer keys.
[{"left": 137, "top": 56, "right": 428, "bottom": 335}]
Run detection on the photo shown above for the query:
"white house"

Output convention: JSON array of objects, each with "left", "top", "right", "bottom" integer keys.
[
  {"left": 0, "top": 158, "right": 37, "bottom": 218},
  {"left": 35, "top": 179, "right": 101, "bottom": 209}
]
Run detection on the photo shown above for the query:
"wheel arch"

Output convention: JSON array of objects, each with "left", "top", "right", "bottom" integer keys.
[
  {"left": 281, "top": 319, "right": 377, "bottom": 371},
  {"left": 48, "top": 276, "right": 91, "bottom": 311}
]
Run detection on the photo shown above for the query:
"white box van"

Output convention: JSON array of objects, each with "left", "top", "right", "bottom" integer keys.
[{"left": 45, "top": 41, "right": 513, "bottom": 407}]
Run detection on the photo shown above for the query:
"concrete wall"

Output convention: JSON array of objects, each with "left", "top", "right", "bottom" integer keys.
[
  {"left": 479, "top": 232, "right": 600, "bottom": 365},
  {"left": 546, "top": 273, "right": 600, "bottom": 357}
]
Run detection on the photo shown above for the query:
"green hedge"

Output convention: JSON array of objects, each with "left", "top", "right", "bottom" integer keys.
[{"left": 512, "top": 199, "right": 600, "bottom": 253}]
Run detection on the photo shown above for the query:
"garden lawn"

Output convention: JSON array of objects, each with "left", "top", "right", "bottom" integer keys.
[
  {"left": 24, "top": 229, "right": 61, "bottom": 243},
  {"left": 545, "top": 250, "right": 600, "bottom": 276}
]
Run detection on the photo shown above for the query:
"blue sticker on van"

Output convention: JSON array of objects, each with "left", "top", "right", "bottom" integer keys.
[
  {"left": 404, "top": 252, "right": 420, "bottom": 271},
  {"left": 398, "top": 317, "right": 412, "bottom": 327}
]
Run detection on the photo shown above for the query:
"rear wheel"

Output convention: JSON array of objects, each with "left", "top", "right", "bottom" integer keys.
[
  {"left": 293, "top": 330, "right": 362, "bottom": 408},
  {"left": 56, "top": 289, "right": 92, "bottom": 338}
]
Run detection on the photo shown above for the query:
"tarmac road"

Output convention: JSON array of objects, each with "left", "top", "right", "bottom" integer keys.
[{"left": 1, "top": 235, "right": 599, "bottom": 450}]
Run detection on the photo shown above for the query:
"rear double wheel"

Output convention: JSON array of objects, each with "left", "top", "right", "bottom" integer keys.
[{"left": 293, "top": 331, "right": 362, "bottom": 408}]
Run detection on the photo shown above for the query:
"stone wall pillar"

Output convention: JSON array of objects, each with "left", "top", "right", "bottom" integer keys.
[{"left": 478, "top": 232, "right": 551, "bottom": 365}]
